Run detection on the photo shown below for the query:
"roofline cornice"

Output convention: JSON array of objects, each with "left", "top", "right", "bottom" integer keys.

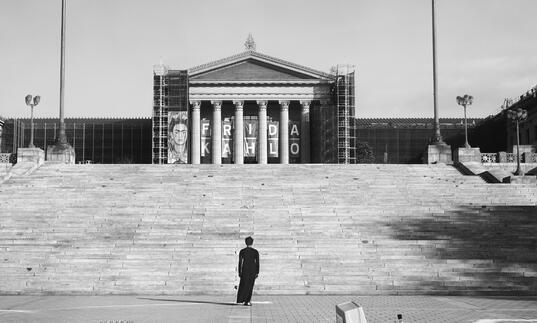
[
  {"left": 189, "top": 80, "right": 332, "bottom": 85},
  {"left": 187, "top": 50, "right": 336, "bottom": 80}
]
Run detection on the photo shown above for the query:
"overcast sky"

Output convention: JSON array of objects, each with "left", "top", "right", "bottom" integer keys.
[{"left": 1, "top": 0, "right": 536, "bottom": 119}]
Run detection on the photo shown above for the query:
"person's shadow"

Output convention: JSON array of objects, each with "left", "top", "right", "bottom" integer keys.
[{"left": 138, "top": 297, "right": 240, "bottom": 306}]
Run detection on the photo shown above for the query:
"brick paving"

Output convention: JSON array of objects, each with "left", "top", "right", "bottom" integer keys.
[{"left": 1, "top": 295, "right": 537, "bottom": 323}]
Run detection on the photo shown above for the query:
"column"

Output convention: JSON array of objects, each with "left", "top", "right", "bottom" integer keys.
[
  {"left": 257, "top": 100, "right": 268, "bottom": 164},
  {"left": 279, "top": 100, "right": 289, "bottom": 164},
  {"left": 191, "top": 100, "right": 201, "bottom": 164},
  {"left": 300, "top": 100, "right": 311, "bottom": 163},
  {"left": 233, "top": 100, "right": 244, "bottom": 164},
  {"left": 211, "top": 100, "right": 222, "bottom": 164}
]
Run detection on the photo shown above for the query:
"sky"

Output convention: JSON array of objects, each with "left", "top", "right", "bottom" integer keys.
[{"left": 1, "top": 0, "right": 536, "bottom": 119}]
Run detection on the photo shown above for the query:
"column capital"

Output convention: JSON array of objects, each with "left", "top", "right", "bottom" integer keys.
[
  {"left": 279, "top": 100, "right": 290, "bottom": 110},
  {"left": 190, "top": 100, "right": 201, "bottom": 109},
  {"left": 233, "top": 100, "right": 244, "bottom": 109},
  {"left": 256, "top": 100, "right": 268, "bottom": 108},
  {"left": 211, "top": 100, "right": 222, "bottom": 110},
  {"left": 300, "top": 100, "right": 311, "bottom": 112}
]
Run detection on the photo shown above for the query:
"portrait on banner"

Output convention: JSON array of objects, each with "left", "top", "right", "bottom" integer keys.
[{"left": 168, "top": 111, "right": 189, "bottom": 164}]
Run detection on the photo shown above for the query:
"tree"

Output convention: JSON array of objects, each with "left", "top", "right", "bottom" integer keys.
[{"left": 356, "top": 141, "right": 375, "bottom": 164}]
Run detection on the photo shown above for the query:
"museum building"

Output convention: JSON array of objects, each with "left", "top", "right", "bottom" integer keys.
[
  {"left": 3, "top": 39, "right": 533, "bottom": 165},
  {"left": 152, "top": 37, "right": 356, "bottom": 165}
]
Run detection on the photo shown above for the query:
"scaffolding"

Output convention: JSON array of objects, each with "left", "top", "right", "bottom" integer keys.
[
  {"left": 152, "top": 64, "right": 168, "bottom": 164},
  {"left": 334, "top": 64, "right": 357, "bottom": 164},
  {"left": 152, "top": 65, "right": 189, "bottom": 164}
]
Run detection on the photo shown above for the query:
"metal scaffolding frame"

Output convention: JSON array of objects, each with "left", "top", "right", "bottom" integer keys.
[
  {"left": 335, "top": 64, "right": 357, "bottom": 164},
  {"left": 152, "top": 64, "right": 169, "bottom": 164},
  {"left": 152, "top": 65, "right": 189, "bottom": 165}
]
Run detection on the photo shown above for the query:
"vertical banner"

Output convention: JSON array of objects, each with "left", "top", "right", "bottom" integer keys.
[
  {"left": 200, "top": 119, "right": 211, "bottom": 158},
  {"left": 289, "top": 121, "right": 300, "bottom": 158},
  {"left": 268, "top": 121, "right": 279, "bottom": 158},
  {"left": 168, "top": 111, "right": 189, "bottom": 164},
  {"left": 243, "top": 120, "right": 258, "bottom": 157},
  {"left": 222, "top": 119, "right": 233, "bottom": 159}
]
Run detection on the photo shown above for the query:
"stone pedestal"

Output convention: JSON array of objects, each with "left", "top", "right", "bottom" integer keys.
[
  {"left": 507, "top": 175, "right": 537, "bottom": 184},
  {"left": 511, "top": 145, "right": 535, "bottom": 154},
  {"left": 17, "top": 148, "right": 45, "bottom": 166},
  {"left": 498, "top": 151, "right": 508, "bottom": 163},
  {"left": 46, "top": 144, "right": 75, "bottom": 164},
  {"left": 522, "top": 152, "right": 537, "bottom": 163},
  {"left": 453, "top": 147, "right": 481, "bottom": 163},
  {"left": 425, "top": 143, "right": 452, "bottom": 164}
]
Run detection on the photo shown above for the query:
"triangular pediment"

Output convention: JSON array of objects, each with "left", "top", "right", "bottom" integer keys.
[
  {"left": 191, "top": 60, "right": 317, "bottom": 81},
  {"left": 188, "top": 51, "right": 334, "bottom": 82}
]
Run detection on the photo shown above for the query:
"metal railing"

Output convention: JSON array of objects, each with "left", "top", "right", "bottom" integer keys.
[
  {"left": 480, "top": 153, "right": 497, "bottom": 163},
  {"left": 0, "top": 153, "right": 12, "bottom": 164},
  {"left": 481, "top": 152, "right": 537, "bottom": 163}
]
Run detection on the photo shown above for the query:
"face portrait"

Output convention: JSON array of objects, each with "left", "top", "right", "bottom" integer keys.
[
  {"left": 171, "top": 123, "right": 188, "bottom": 147},
  {"left": 168, "top": 111, "right": 189, "bottom": 164}
]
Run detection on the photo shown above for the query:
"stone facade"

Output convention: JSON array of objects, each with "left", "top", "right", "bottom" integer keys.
[{"left": 153, "top": 50, "right": 344, "bottom": 164}]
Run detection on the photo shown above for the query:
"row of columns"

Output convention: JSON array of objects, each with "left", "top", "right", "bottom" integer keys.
[{"left": 189, "top": 100, "right": 310, "bottom": 164}]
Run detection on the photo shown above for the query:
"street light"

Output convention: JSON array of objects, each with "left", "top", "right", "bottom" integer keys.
[
  {"left": 25, "top": 94, "right": 41, "bottom": 148},
  {"left": 456, "top": 94, "right": 473, "bottom": 148},
  {"left": 507, "top": 107, "right": 528, "bottom": 176}
]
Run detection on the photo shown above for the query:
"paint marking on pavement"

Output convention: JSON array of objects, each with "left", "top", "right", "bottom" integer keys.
[
  {"left": 251, "top": 301, "right": 272, "bottom": 304},
  {"left": 474, "top": 319, "right": 537, "bottom": 323},
  {"left": 0, "top": 302, "right": 220, "bottom": 314}
]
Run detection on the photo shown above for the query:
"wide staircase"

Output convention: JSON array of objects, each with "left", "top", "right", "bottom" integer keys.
[{"left": 1, "top": 163, "right": 536, "bottom": 295}]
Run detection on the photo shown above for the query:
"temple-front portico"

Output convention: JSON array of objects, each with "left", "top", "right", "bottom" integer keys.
[
  {"left": 187, "top": 99, "right": 320, "bottom": 164},
  {"left": 152, "top": 39, "right": 355, "bottom": 164},
  {"left": 180, "top": 47, "right": 334, "bottom": 165}
]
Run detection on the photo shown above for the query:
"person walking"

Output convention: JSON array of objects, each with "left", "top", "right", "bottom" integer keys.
[{"left": 236, "top": 236, "right": 259, "bottom": 306}]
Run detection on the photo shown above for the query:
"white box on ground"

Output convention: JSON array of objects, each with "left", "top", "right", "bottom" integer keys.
[{"left": 335, "top": 301, "right": 367, "bottom": 323}]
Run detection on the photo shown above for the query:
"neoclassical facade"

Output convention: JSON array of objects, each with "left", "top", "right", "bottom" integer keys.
[{"left": 152, "top": 42, "right": 355, "bottom": 164}]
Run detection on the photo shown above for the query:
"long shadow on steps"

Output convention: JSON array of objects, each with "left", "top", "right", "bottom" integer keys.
[{"left": 387, "top": 205, "right": 537, "bottom": 295}]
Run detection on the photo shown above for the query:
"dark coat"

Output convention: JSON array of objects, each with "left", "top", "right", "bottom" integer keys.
[
  {"left": 238, "top": 247, "right": 259, "bottom": 277},
  {"left": 237, "top": 247, "right": 259, "bottom": 303}
]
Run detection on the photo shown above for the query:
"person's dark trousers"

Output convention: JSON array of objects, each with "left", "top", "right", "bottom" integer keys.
[{"left": 236, "top": 275, "right": 256, "bottom": 303}]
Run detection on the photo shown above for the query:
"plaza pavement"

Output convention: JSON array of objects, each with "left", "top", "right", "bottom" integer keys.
[{"left": 0, "top": 295, "right": 537, "bottom": 323}]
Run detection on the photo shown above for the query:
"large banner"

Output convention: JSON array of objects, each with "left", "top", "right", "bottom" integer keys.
[
  {"left": 268, "top": 121, "right": 279, "bottom": 158},
  {"left": 168, "top": 111, "right": 189, "bottom": 164},
  {"left": 222, "top": 119, "right": 233, "bottom": 159},
  {"left": 200, "top": 119, "right": 211, "bottom": 158},
  {"left": 289, "top": 121, "right": 300, "bottom": 158},
  {"left": 244, "top": 120, "right": 258, "bottom": 157}
]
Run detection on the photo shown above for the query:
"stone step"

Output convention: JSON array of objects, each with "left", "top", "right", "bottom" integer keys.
[{"left": 2, "top": 163, "right": 537, "bottom": 295}]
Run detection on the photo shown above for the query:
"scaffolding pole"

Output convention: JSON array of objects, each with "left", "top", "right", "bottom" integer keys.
[
  {"left": 335, "top": 64, "right": 356, "bottom": 164},
  {"left": 152, "top": 64, "right": 168, "bottom": 164}
]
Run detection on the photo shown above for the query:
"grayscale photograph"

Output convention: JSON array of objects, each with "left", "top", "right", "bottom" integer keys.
[{"left": 1, "top": 0, "right": 537, "bottom": 322}]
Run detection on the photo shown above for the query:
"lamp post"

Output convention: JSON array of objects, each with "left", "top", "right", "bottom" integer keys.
[
  {"left": 431, "top": 0, "right": 444, "bottom": 144},
  {"left": 57, "top": 0, "right": 69, "bottom": 147},
  {"left": 25, "top": 94, "right": 41, "bottom": 148},
  {"left": 456, "top": 94, "right": 473, "bottom": 148},
  {"left": 47, "top": 0, "right": 75, "bottom": 164},
  {"left": 507, "top": 108, "right": 528, "bottom": 176}
]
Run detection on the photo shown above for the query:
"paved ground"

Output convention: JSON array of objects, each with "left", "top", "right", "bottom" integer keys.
[{"left": 0, "top": 295, "right": 537, "bottom": 323}]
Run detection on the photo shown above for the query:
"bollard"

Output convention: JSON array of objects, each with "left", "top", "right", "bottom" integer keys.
[
  {"left": 396, "top": 313, "right": 404, "bottom": 323},
  {"left": 335, "top": 301, "right": 367, "bottom": 323}
]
